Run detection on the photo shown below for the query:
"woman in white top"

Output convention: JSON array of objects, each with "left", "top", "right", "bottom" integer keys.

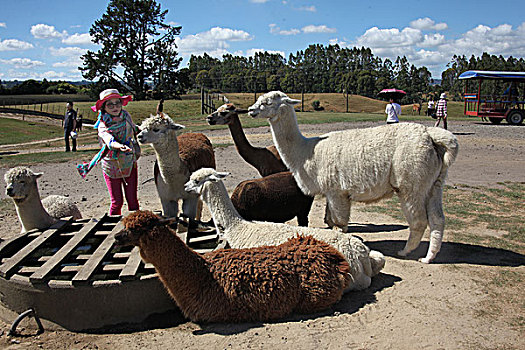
[{"left": 385, "top": 98, "right": 401, "bottom": 124}]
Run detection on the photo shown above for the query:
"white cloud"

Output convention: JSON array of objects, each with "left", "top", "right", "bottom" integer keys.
[
  {"left": 420, "top": 33, "right": 445, "bottom": 47},
  {"left": 250, "top": 0, "right": 270, "bottom": 3},
  {"left": 62, "top": 33, "right": 92, "bottom": 45},
  {"left": 5, "top": 69, "right": 82, "bottom": 81},
  {"left": 0, "top": 58, "right": 44, "bottom": 69},
  {"left": 356, "top": 27, "right": 422, "bottom": 48},
  {"left": 49, "top": 46, "right": 87, "bottom": 57},
  {"left": 269, "top": 24, "right": 300, "bottom": 36},
  {"left": 53, "top": 56, "right": 83, "bottom": 68},
  {"left": 301, "top": 25, "right": 337, "bottom": 34},
  {"left": 0, "top": 39, "right": 34, "bottom": 51},
  {"left": 31, "top": 24, "right": 67, "bottom": 39},
  {"left": 246, "top": 48, "right": 285, "bottom": 57},
  {"left": 0, "top": 23, "right": 6, "bottom": 28},
  {"left": 270, "top": 24, "right": 336, "bottom": 35},
  {"left": 298, "top": 5, "right": 316, "bottom": 12},
  {"left": 174, "top": 27, "right": 253, "bottom": 56},
  {"left": 410, "top": 18, "right": 448, "bottom": 31},
  {"left": 329, "top": 38, "right": 348, "bottom": 46}
]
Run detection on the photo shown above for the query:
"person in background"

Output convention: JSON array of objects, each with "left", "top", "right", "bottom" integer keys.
[
  {"left": 427, "top": 98, "right": 436, "bottom": 117},
  {"left": 64, "top": 101, "right": 77, "bottom": 152},
  {"left": 86, "top": 89, "right": 140, "bottom": 215},
  {"left": 385, "top": 97, "right": 401, "bottom": 124},
  {"left": 435, "top": 93, "right": 448, "bottom": 130}
]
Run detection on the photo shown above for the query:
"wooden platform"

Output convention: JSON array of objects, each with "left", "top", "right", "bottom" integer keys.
[{"left": 0, "top": 214, "right": 222, "bottom": 331}]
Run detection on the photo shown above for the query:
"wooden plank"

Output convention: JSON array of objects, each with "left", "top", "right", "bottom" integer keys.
[
  {"left": 29, "top": 218, "right": 102, "bottom": 283},
  {"left": 119, "top": 247, "right": 142, "bottom": 281},
  {"left": 0, "top": 218, "right": 72, "bottom": 279},
  {"left": 61, "top": 265, "right": 83, "bottom": 273},
  {"left": 102, "top": 264, "right": 126, "bottom": 272},
  {"left": 72, "top": 220, "right": 123, "bottom": 284}
]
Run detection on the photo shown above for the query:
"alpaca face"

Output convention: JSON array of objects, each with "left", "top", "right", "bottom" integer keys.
[
  {"left": 248, "top": 91, "right": 300, "bottom": 121},
  {"left": 4, "top": 167, "right": 42, "bottom": 201},
  {"left": 137, "top": 114, "right": 184, "bottom": 146},
  {"left": 185, "top": 168, "right": 230, "bottom": 195},
  {"left": 207, "top": 104, "right": 236, "bottom": 126},
  {"left": 115, "top": 210, "right": 174, "bottom": 247}
]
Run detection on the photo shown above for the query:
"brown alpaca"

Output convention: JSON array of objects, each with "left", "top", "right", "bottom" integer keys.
[
  {"left": 208, "top": 103, "right": 314, "bottom": 226},
  {"left": 138, "top": 114, "right": 215, "bottom": 219},
  {"left": 115, "top": 210, "right": 350, "bottom": 323},
  {"left": 231, "top": 171, "right": 314, "bottom": 226},
  {"left": 207, "top": 103, "right": 287, "bottom": 177}
]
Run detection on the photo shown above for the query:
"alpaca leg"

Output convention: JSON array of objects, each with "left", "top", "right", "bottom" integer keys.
[
  {"left": 182, "top": 197, "right": 200, "bottom": 220},
  {"left": 397, "top": 196, "right": 428, "bottom": 258},
  {"left": 420, "top": 184, "right": 445, "bottom": 263},
  {"left": 162, "top": 199, "right": 178, "bottom": 218},
  {"left": 195, "top": 199, "right": 203, "bottom": 221},
  {"left": 325, "top": 192, "right": 350, "bottom": 232}
]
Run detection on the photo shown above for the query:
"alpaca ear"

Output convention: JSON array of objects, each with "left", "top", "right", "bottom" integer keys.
[
  {"left": 34, "top": 172, "right": 44, "bottom": 179},
  {"left": 211, "top": 171, "right": 230, "bottom": 181},
  {"left": 282, "top": 97, "right": 301, "bottom": 105},
  {"left": 170, "top": 123, "right": 185, "bottom": 131}
]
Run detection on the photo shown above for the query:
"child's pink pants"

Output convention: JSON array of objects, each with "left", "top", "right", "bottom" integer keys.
[{"left": 103, "top": 165, "right": 139, "bottom": 215}]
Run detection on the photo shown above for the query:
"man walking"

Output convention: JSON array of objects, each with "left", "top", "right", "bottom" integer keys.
[
  {"left": 434, "top": 93, "right": 448, "bottom": 130},
  {"left": 64, "top": 101, "right": 77, "bottom": 152}
]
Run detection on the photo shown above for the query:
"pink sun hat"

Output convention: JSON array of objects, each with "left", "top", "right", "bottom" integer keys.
[{"left": 91, "top": 89, "right": 133, "bottom": 112}]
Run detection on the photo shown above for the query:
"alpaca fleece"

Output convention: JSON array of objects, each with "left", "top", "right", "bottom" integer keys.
[
  {"left": 117, "top": 210, "right": 350, "bottom": 323},
  {"left": 185, "top": 168, "right": 385, "bottom": 291},
  {"left": 138, "top": 113, "right": 215, "bottom": 218},
  {"left": 248, "top": 91, "right": 459, "bottom": 263},
  {"left": 4, "top": 166, "right": 82, "bottom": 233}
]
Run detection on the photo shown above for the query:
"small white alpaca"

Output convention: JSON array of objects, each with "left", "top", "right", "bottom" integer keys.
[
  {"left": 248, "top": 91, "right": 459, "bottom": 263},
  {"left": 137, "top": 113, "right": 215, "bottom": 219},
  {"left": 185, "top": 168, "right": 385, "bottom": 291},
  {"left": 4, "top": 166, "right": 82, "bottom": 233}
]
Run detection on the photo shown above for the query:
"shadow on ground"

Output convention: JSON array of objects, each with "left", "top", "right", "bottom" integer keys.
[
  {"left": 193, "top": 272, "right": 400, "bottom": 336},
  {"left": 367, "top": 240, "right": 525, "bottom": 266}
]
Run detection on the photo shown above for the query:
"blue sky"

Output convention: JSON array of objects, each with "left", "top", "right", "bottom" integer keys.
[{"left": 1, "top": 0, "right": 524, "bottom": 81}]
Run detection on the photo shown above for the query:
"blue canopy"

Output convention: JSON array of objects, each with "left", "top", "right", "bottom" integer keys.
[{"left": 459, "top": 70, "right": 525, "bottom": 80}]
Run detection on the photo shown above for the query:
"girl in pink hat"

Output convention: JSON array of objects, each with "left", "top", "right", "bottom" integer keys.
[{"left": 81, "top": 89, "right": 140, "bottom": 215}]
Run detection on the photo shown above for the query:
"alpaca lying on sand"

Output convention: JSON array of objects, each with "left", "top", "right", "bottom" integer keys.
[
  {"left": 248, "top": 91, "right": 459, "bottom": 263},
  {"left": 115, "top": 210, "right": 350, "bottom": 323},
  {"left": 185, "top": 168, "right": 385, "bottom": 291},
  {"left": 4, "top": 166, "right": 82, "bottom": 233}
]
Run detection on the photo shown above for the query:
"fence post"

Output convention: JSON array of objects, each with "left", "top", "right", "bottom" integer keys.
[
  {"left": 301, "top": 90, "right": 304, "bottom": 112},
  {"left": 201, "top": 86, "right": 204, "bottom": 114}
]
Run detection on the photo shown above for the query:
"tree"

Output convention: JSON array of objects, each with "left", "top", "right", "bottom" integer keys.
[{"left": 80, "top": 0, "right": 181, "bottom": 99}]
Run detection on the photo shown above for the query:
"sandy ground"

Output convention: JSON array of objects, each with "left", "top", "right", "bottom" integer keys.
[{"left": 0, "top": 118, "right": 524, "bottom": 349}]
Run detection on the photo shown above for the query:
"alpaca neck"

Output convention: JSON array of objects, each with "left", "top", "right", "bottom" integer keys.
[
  {"left": 269, "top": 106, "right": 312, "bottom": 169},
  {"left": 228, "top": 115, "right": 258, "bottom": 160},
  {"left": 153, "top": 136, "right": 182, "bottom": 178},
  {"left": 143, "top": 229, "right": 215, "bottom": 306},
  {"left": 14, "top": 189, "right": 55, "bottom": 232},
  {"left": 201, "top": 181, "right": 243, "bottom": 230}
]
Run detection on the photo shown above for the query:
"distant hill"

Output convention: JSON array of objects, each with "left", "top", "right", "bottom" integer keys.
[
  {"left": 223, "top": 92, "right": 388, "bottom": 113},
  {"left": 1, "top": 80, "right": 92, "bottom": 88}
]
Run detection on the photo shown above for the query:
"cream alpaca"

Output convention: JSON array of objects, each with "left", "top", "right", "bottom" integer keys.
[
  {"left": 137, "top": 113, "right": 215, "bottom": 218},
  {"left": 248, "top": 91, "right": 459, "bottom": 263},
  {"left": 4, "top": 166, "right": 82, "bottom": 233},
  {"left": 185, "top": 168, "right": 385, "bottom": 291}
]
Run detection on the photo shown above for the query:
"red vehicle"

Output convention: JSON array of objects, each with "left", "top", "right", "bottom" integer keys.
[{"left": 459, "top": 70, "right": 525, "bottom": 125}]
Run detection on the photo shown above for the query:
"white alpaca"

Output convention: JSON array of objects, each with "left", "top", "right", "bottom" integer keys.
[
  {"left": 137, "top": 113, "right": 215, "bottom": 219},
  {"left": 185, "top": 168, "right": 385, "bottom": 292},
  {"left": 4, "top": 166, "right": 82, "bottom": 233},
  {"left": 247, "top": 91, "right": 459, "bottom": 263}
]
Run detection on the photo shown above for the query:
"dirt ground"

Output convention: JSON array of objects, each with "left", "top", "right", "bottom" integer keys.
[{"left": 0, "top": 118, "right": 524, "bottom": 349}]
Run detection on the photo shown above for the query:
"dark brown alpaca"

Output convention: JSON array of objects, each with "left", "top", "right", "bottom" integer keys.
[
  {"left": 115, "top": 210, "right": 350, "bottom": 323},
  {"left": 208, "top": 103, "right": 314, "bottom": 226},
  {"left": 231, "top": 171, "right": 314, "bottom": 226},
  {"left": 207, "top": 103, "right": 287, "bottom": 177}
]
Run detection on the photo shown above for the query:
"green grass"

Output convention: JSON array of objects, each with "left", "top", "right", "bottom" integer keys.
[
  {"left": 361, "top": 183, "right": 525, "bottom": 252},
  {"left": 0, "top": 117, "right": 64, "bottom": 145}
]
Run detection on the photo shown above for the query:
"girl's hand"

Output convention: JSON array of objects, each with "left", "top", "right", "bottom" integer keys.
[{"left": 119, "top": 144, "right": 132, "bottom": 153}]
